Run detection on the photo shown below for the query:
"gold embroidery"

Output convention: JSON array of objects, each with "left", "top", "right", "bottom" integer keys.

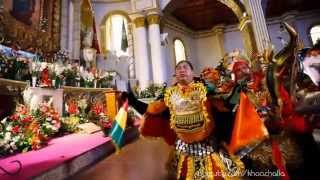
[{"left": 164, "top": 83, "right": 212, "bottom": 134}]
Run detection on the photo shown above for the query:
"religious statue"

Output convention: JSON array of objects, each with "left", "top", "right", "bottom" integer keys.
[
  {"left": 40, "top": 66, "right": 51, "bottom": 87},
  {"left": 82, "top": 31, "right": 97, "bottom": 68}
]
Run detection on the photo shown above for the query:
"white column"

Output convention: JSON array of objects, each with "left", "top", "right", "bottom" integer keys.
[
  {"left": 60, "top": 0, "right": 69, "bottom": 50},
  {"left": 245, "top": 0, "right": 270, "bottom": 52},
  {"left": 147, "top": 12, "right": 166, "bottom": 85},
  {"left": 131, "top": 14, "right": 152, "bottom": 90},
  {"left": 71, "top": 0, "right": 81, "bottom": 60}
]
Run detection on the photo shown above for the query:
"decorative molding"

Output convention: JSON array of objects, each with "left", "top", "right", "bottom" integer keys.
[
  {"left": 266, "top": 9, "right": 320, "bottom": 26},
  {"left": 163, "top": 16, "right": 232, "bottom": 39},
  {"left": 147, "top": 14, "right": 160, "bottom": 25},
  {"left": 131, "top": 0, "right": 157, "bottom": 12},
  {"left": 217, "top": 0, "right": 244, "bottom": 19},
  {"left": 133, "top": 16, "right": 146, "bottom": 28},
  {"left": 238, "top": 16, "right": 252, "bottom": 31},
  {"left": 100, "top": 10, "right": 132, "bottom": 26}
]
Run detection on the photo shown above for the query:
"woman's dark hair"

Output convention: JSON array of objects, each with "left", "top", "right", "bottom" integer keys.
[{"left": 175, "top": 60, "right": 194, "bottom": 70}]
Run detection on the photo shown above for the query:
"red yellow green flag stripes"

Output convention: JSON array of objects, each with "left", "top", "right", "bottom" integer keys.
[{"left": 109, "top": 100, "right": 128, "bottom": 152}]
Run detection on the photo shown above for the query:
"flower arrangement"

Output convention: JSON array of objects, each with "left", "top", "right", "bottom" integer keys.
[
  {"left": 65, "top": 100, "right": 79, "bottom": 116},
  {"left": 88, "top": 101, "right": 105, "bottom": 123},
  {"left": 88, "top": 101, "right": 112, "bottom": 134},
  {"left": 138, "top": 84, "right": 166, "bottom": 99},
  {"left": 79, "top": 67, "right": 95, "bottom": 87},
  {"left": 62, "top": 65, "right": 78, "bottom": 86},
  {"left": 60, "top": 99, "right": 82, "bottom": 133},
  {"left": 31, "top": 103, "right": 61, "bottom": 138},
  {"left": 0, "top": 104, "right": 61, "bottom": 156}
]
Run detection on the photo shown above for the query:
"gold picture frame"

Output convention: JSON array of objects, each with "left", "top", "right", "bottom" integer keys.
[{"left": 0, "top": 0, "right": 61, "bottom": 54}]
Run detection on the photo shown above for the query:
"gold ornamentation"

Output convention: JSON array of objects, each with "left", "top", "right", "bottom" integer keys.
[
  {"left": 186, "top": 156, "right": 194, "bottom": 180},
  {"left": 164, "top": 83, "right": 211, "bottom": 131},
  {"left": 0, "top": 0, "right": 61, "bottom": 53},
  {"left": 217, "top": 0, "right": 243, "bottom": 19},
  {"left": 206, "top": 155, "right": 214, "bottom": 179},
  {"left": 133, "top": 17, "right": 146, "bottom": 28},
  {"left": 164, "top": 83, "right": 214, "bottom": 143},
  {"left": 147, "top": 14, "right": 160, "bottom": 25},
  {"left": 177, "top": 153, "right": 185, "bottom": 180}
]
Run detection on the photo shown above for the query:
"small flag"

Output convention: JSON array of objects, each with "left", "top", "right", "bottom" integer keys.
[
  {"left": 121, "top": 20, "right": 128, "bottom": 52},
  {"left": 228, "top": 92, "right": 269, "bottom": 154},
  {"left": 109, "top": 99, "right": 128, "bottom": 152}
]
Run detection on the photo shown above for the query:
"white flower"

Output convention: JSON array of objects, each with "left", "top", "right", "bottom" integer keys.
[
  {"left": 4, "top": 132, "right": 11, "bottom": 141},
  {"left": 47, "top": 117, "right": 52, "bottom": 122},
  {"left": 40, "top": 62, "right": 48, "bottom": 71},
  {"left": 6, "top": 125, "right": 12, "bottom": 131},
  {"left": 0, "top": 139, "right": 4, "bottom": 147},
  {"left": 66, "top": 64, "right": 72, "bottom": 70},
  {"left": 12, "top": 135, "right": 21, "bottom": 142},
  {"left": 1, "top": 117, "right": 7, "bottom": 124},
  {"left": 4, "top": 144, "right": 10, "bottom": 150},
  {"left": 55, "top": 63, "right": 65, "bottom": 75},
  {"left": 10, "top": 142, "right": 17, "bottom": 150}
]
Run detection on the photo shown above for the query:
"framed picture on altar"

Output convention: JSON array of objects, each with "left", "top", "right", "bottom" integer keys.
[{"left": 0, "top": 0, "right": 61, "bottom": 53}]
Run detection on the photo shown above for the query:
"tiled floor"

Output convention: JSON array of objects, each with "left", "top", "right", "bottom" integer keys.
[{"left": 72, "top": 138, "right": 173, "bottom": 180}]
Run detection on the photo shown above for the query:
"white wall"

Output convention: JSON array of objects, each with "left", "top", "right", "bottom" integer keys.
[
  {"left": 224, "top": 28, "right": 244, "bottom": 53},
  {"left": 194, "top": 35, "right": 223, "bottom": 72},
  {"left": 163, "top": 26, "right": 246, "bottom": 75},
  {"left": 162, "top": 27, "right": 197, "bottom": 79},
  {"left": 93, "top": 2, "right": 131, "bottom": 26}
]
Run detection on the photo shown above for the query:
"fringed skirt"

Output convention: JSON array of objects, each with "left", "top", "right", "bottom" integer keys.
[{"left": 167, "top": 138, "right": 244, "bottom": 180}]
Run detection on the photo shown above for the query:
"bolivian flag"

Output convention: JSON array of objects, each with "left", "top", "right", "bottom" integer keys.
[
  {"left": 109, "top": 100, "right": 128, "bottom": 152},
  {"left": 228, "top": 92, "right": 269, "bottom": 154}
]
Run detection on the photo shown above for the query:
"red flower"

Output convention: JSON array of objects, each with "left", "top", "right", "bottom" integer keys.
[
  {"left": 91, "top": 103, "right": 104, "bottom": 115},
  {"left": 12, "top": 125, "right": 21, "bottom": 134},
  {"left": 101, "top": 119, "right": 112, "bottom": 129},
  {"left": 68, "top": 102, "right": 79, "bottom": 115},
  {"left": 10, "top": 114, "right": 19, "bottom": 121},
  {"left": 21, "top": 116, "right": 33, "bottom": 124}
]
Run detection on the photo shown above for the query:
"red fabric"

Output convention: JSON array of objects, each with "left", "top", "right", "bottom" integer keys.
[
  {"left": 271, "top": 140, "right": 290, "bottom": 180},
  {"left": 251, "top": 71, "right": 264, "bottom": 92},
  {"left": 140, "top": 114, "right": 176, "bottom": 145},
  {"left": 232, "top": 60, "right": 249, "bottom": 73},
  {"left": 279, "top": 83, "right": 311, "bottom": 133}
]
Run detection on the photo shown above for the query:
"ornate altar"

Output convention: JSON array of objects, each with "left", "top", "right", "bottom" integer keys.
[
  {"left": 0, "top": 0, "right": 61, "bottom": 53},
  {"left": 0, "top": 78, "right": 120, "bottom": 120}
]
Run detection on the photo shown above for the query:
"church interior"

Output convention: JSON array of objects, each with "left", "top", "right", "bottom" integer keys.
[{"left": 1, "top": 0, "right": 320, "bottom": 179}]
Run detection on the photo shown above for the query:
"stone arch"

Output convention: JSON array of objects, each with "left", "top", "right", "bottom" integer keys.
[
  {"left": 215, "top": 0, "right": 257, "bottom": 56},
  {"left": 99, "top": 10, "right": 132, "bottom": 55}
]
